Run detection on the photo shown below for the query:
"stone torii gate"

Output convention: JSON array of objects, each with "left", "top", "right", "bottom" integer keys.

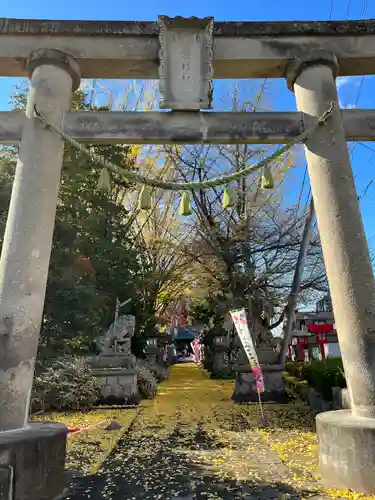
[{"left": 1, "top": 15, "right": 375, "bottom": 498}]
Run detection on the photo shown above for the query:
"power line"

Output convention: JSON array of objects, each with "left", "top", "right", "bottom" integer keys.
[
  {"left": 329, "top": 0, "right": 334, "bottom": 19},
  {"left": 353, "top": 142, "right": 375, "bottom": 200},
  {"left": 357, "top": 142, "right": 375, "bottom": 155},
  {"left": 296, "top": 165, "right": 308, "bottom": 212},
  {"left": 346, "top": 0, "right": 352, "bottom": 18},
  {"left": 345, "top": 0, "right": 371, "bottom": 190},
  {"left": 354, "top": 75, "right": 365, "bottom": 107},
  {"left": 344, "top": 0, "right": 370, "bottom": 108}
]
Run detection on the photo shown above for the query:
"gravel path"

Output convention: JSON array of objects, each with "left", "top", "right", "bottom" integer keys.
[{"left": 65, "top": 365, "right": 330, "bottom": 500}]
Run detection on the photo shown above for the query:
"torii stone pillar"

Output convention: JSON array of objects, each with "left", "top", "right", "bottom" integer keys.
[
  {"left": 0, "top": 49, "right": 80, "bottom": 500},
  {"left": 287, "top": 52, "right": 375, "bottom": 494}
]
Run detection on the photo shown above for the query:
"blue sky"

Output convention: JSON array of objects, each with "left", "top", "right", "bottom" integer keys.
[{"left": 1, "top": 0, "right": 375, "bottom": 253}]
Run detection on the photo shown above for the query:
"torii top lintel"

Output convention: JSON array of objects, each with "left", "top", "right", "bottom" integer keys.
[{"left": 0, "top": 17, "right": 375, "bottom": 79}]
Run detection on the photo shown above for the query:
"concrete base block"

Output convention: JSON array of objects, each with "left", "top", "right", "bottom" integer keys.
[
  {"left": 232, "top": 367, "right": 289, "bottom": 403},
  {"left": 0, "top": 422, "right": 67, "bottom": 500},
  {"left": 317, "top": 410, "right": 375, "bottom": 494}
]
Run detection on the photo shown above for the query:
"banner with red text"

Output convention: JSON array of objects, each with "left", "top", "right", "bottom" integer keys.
[{"left": 230, "top": 308, "right": 264, "bottom": 393}]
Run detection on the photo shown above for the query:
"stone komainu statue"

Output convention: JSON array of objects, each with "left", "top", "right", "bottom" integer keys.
[
  {"left": 95, "top": 315, "right": 136, "bottom": 354},
  {"left": 250, "top": 294, "right": 275, "bottom": 348},
  {"left": 223, "top": 292, "right": 275, "bottom": 349}
]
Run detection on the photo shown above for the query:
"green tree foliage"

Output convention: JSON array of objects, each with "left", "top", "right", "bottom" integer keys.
[{"left": 0, "top": 84, "right": 147, "bottom": 362}]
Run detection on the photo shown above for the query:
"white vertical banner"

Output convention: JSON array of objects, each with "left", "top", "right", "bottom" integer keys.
[{"left": 230, "top": 308, "right": 265, "bottom": 393}]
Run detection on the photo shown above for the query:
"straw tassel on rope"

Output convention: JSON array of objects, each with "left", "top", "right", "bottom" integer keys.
[
  {"left": 222, "top": 187, "right": 236, "bottom": 209},
  {"left": 179, "top": 192, "right": 193, "bottom": 216},
  {"left": 97, "top": 168, "right": 111, "bottom": 193},
  {"left": 261, "top": 166, "right": 274, "bottom": 189},
  {"left": 138, "top": 186, "right": 152, "bottom": 210}
]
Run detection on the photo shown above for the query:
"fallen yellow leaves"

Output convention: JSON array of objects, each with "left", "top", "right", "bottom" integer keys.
[
  {"left": 152, "top": 367, "right": 375, "bottom": 499},
  {"left": 34, "top": 365, "right": 375, "bottom": 499},
  {"left": 32, "top": 407, "right": 139, "bottom": 474},
  {"left": 240, "top": 404, "right": 375, "bottom": 500}
]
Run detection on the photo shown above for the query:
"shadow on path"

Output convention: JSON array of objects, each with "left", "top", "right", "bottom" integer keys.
[{"left": 66, "top": 420, "right": 318, "bottom": 499}]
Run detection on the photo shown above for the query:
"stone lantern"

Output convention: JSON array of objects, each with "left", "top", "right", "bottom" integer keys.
[
  {"left": 210, "top": 325, "right": 230, "bottom": 379},
  {"left": 146, "top": 336, "right": 164, "bottom": 365}
]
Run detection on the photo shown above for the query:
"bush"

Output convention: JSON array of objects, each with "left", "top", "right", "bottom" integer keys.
[
  {"left": 300, "top": 357, "right": 346, "bottom": 401},
  {"left": 32, "top": 357, "right": 100, "bottom": 412},
  {"left": 284, "top": 361, "right": 304, "bottom": 378},
  {"left": 134, "top": 360, "right": 157, "bottom": 399},
  {"left": 146, "top": 362, "right": 169, "bottom": 382}
]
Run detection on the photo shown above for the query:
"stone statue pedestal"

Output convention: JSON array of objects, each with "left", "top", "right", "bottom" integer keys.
[
  {"left": 0, "top": 422, "right": 67, "bottom": 500},
  {"left": 91, "top": 316, "right": 139, "bottom": 405},
  {"left": 232, "top": 364, "right": 289, "bottom": 403},
  {"left": 231, "top": 338, "right": 287, "bottom": 402},
  {"left": 90, "top": 353, "right": 137, "bottom": 369},
  {"left": 256, "top": 347, "right": 279, "bottom": 365},
  {"left": 91, "top": 368, "right": 139, "bottom": 406}
]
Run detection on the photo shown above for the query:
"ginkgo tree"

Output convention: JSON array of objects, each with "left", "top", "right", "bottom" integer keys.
[
  {"left": 127, "top": 148, "right": 198, "bottom": 327},
  {"left": 77, "top": 79, "right": 194, "bottom": 335},
  {"left": 29, "top": 76, "right": 328, "bottom": 354},
  {"left": 94, "top": 78, "right": 328, "bottom": 346},
  {"left": 157, "top": 83, "right": 327, "bottom": 348}
]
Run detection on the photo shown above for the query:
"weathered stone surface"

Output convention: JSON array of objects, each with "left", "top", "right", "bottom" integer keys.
[
  {"left": 26, "top": 48, "right": 81, "bottom": 91},
  {"left": 95, "top": 315, "right": 135, "bottom": 355},
  {"left": 4, "top": 109, "right": 375, "bottom": 145},
  {"left": 91, "top": 369, "right": 139, "bottom": 405},
  {"left": 0, "top": 110, "right": 304, "bottom": 145},
  {"left": 1, "top": 17, "right": 375, "bottom": 37},
  {"left": 232, "top": 367, "right": 289, "bottom": 403},
  {"left": 1, "top": 18, "right": 375, "bottom": 78},
  {"left": 158, "top": 16, "right": 213, "bottom": 110},
  {"left": 292, "top": 59, "right": 375, "bottom": 418},
  {"left": 252, "top": 347, "right": 279, "bottom": 365},
  {"left": 211, "top": 352, "right": 231, "bottom": 379},
  {"left": 306, "top": 388, "right": 331, "bottom": 412},
  {"left": 286, "top": 50, "right": 339, "bottom": 91},
  {"left": 331, "top": 386, "right": 351, "bottom": 410},
  {"left": 0, "top": 53, "right": 77, "bottom": 431},
  {"left": 232, "top": 348, "right": 279, "bottom": 373},
  {"left": 89, "top": 353, "right": 137, "bottom": 369},
  {"left": 0, "top": 466, "right": 12, "bottom": 499},
  {"left": 0, "top": 422, "right": 67, "bottom": 500},
  {"left": 146, "top": 340, "right": 165, "bottom": 365},
  {"left": 317, "top": 410, "right": 375, "bottom": 494}
]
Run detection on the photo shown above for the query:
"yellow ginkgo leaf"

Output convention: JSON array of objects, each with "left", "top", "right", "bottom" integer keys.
[{"left": 130, "top": 144, "right": 142, "bottom": 158}]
